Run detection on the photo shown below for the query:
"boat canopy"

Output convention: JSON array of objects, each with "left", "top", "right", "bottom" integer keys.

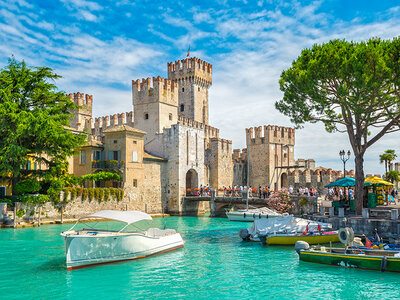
[
  {"left": 248, "top": 215, "right": 332, "bottom": 237},
  {"left": 85, "top": 210, "right": 152, "bottom": 225}
]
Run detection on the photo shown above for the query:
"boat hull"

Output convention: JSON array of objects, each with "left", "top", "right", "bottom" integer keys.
[
  {"left": 261, "top": 233, "right": 339, "bottom": 245},
  {"left": 299, "top": 250, "right": 400, "bottom": 272},
  {"left": 62, "top": 232, "right": 184, "bottom": 270}
]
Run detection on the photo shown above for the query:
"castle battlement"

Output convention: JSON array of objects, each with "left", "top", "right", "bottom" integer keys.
[
  {"left": 178, "top": 115, "right": 204, "bottom": 129},
  {"left": 167, "top": 57, "right": 212, "bottom": 85},
  {"left": 132, "top": 76, "right": 178, "bottom": 106},
  {"left": 177, "top": 116, "right": 220, "bottom": 138},
  {"left": 92, "top": 111, "right": 135, "bottom": 136},
  {"left": 204, "top": 124, "right": 219, "bottom": 139},
  {"left": 68, "top": 92, "right": 93, "bottom": 111},
  {"left": 246, "top": 125, "right": 295, "bottom": 145},
  {"left": 210, "top": 137, "right": 232, "bottom": 152},
  {"left": 232, "top": 148, "right": 247, "bottom": 163}
]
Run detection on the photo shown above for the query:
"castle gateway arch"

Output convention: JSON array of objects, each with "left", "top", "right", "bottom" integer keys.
[{"left": 186, "top": 169, "right": 198, "bottom": 195}]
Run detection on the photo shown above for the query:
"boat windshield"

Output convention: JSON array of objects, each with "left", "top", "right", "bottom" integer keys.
[{"left": 68, "top": 218, "right": 153, "bottom": 233}]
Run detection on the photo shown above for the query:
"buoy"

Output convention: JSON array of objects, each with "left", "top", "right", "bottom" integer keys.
[{"left": 302, "top": 231, "right": 306, "bottom": 235}]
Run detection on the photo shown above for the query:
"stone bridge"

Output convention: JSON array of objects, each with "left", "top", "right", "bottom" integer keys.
[{"left": 182, "top": 190, "right": 318, "bottom": 217}]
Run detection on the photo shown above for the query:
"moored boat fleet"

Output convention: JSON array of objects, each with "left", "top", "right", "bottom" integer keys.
[{"left": 60, "top": 208, "right": 400, "bottom": 273}]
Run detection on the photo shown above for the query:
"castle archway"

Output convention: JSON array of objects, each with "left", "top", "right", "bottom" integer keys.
[
  {"left": 186, "top": 169, "right": 198, "bottom": 196},
  {"left": 281, "top": 172, "right": 288, "bottom": 189}
]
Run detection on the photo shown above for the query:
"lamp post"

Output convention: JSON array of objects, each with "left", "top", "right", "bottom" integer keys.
[{"left": 339, "top": 150, "right": 351, "bottom": 178}]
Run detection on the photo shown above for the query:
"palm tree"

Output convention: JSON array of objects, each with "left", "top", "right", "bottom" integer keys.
[
  {"left": 380, "top": 150, "right": 397, "bottom": 177},
  {"left": 379, "top": 153, "right": 390, "bottom": 175},
  {"left": 386, "top": 170, "right": 400, "bottom": 183},
  {"left": 385, "top": 149, "right": 397, "bottom": 171}
]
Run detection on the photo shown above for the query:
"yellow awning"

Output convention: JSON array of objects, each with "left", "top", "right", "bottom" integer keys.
[{"left": 364, "top": 176, "right": 393, "bottom": 186}]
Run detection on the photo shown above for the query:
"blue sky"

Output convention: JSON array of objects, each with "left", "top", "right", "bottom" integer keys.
[{"left": 1, "top": 0, "right": 400, "bottom": 174}]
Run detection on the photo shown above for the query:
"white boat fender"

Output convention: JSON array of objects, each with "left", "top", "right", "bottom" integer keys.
[
  {"left": 338, "top": 227, "right": 354, "bottom": 246},
  {"left": 239, "top": 228, "right": 250, "bottom": 241},
  {"left": 381, "top": 256, "right": 387, "bottom": 272},
  {"left": 295, "top": 241, "right": 310, "bottom": 254}
]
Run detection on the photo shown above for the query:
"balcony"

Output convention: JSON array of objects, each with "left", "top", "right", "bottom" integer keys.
[{"left": 91, "top": 160, "right": 125, "bottom": 169}]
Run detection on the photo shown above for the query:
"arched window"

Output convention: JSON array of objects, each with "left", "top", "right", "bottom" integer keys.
[{"left": 144, "top": 113, "right": 149, "bottom": 120}]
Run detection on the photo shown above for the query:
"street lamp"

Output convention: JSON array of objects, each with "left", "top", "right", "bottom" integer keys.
[{"left": 339, "top": 150, "right": 351, "bottom": 178}]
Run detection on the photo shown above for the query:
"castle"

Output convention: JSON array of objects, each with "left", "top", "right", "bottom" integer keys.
[
  {"left": 232, "top": 125, "right": 353, "bottom": 192},
  {"left": 67, "top": 58, "right": 232, "bottom": 214},
  {"left": 63, "top": 57, "right": 348, "bottom": 215}
]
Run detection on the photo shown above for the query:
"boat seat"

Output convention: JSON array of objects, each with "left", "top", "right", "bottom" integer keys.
[{"left": 147, "top": 228, "right": 177, "bottom": 237}]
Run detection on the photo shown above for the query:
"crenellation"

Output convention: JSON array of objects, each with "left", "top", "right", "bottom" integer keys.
[
  {"left": 246, "top": 125, "right": 295, "bottom": 145},
  {"left": 132, "top": 76, "right": 178, "bottom": 106}
]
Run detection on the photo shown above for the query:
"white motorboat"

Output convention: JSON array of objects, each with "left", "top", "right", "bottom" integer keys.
[
  {"left": 226, "top": 206, "right": 281, "bottom": 222},
  {"left": 61, "top": 210, "right": 184, "bottom": 270},
  {"left": 239, "top": 215, "right": 333, "bottom": 242}
]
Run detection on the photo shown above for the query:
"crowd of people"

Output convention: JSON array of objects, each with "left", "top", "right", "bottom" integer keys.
[{"left": 186, "top": 184, "right": 319, "bottom": 199}]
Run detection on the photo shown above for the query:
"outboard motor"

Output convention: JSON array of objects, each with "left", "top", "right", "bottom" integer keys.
[
  {"left": 239, "top": 228, "right": 251, "bottom": 241},
  {"left": 295, "top": 241, "right": 310, "bottom": 254}
]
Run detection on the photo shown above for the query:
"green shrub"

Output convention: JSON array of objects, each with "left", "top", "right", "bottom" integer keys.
[
  {"left": 88, "top": 188, "right": 94, "bottom": 202},
  {"left": 81, "top": 171, "right": 121, "bottom": 182},
  {"left": 104, "top": 188, "right": 110, "bottom": 201},
  {"left": 70, "top": 187, "right": 77, "bottom": 199},
  {"left": 299, "top": 198, "right": 308, "bottom": 206},
  {"left": 16, "top": 209, "right": 25, "bottom": 218},
  {"left": 76, "top": 187, "right": 83, "bottom": 197},
  {"left": 14, "top": 179, "right": 41, "bottom": 195},
  {"left": 116, "top": 189, "right": 124, "bottom": 202},
  {"left": 47, "top": 179, "right": 63, "bottom": 204},
  {"left": 60, "top": 174, "right": 82, "bottom": 187},
  {"left": 82, "top": 188, "right": 89, "bottom": 201}
]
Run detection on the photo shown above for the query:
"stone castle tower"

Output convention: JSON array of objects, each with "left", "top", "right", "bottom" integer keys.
[
  {"left": 132, "top": 77, "right": 179, "bottom": 144},
  {"left": 167, "top": 58, "right": 212, "bottom": 125},
  {"left": 246, "top": 125, "right": 295, "bottom": 189},
  {"left": 69, "top": 92, "right": 93, "bottom": 131}
]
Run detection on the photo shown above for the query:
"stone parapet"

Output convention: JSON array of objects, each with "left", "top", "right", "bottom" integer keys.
[
  {"left": 167, "top": 57, "right": 212, "bottom": 86},
  {"left": 132, "top": 76, "right": 178, "bottom": 106},
  {"left": 246, "top": 125, "right": 295, "bottom": 145}
]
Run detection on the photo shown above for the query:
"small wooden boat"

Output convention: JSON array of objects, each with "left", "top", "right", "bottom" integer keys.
[
  {"left": 259, "top": 231, "right": 339, "bottom": 245},
  {"left": 295, "top": 243, "right": 400, "bottom": 273}
]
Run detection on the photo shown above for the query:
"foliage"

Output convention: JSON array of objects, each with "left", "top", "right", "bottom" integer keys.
[
  {"left": 75, "top": 187, "right": 83, "bottom": 197},
  {"left": 60, "top": 174, "right": 82, "bottom": 187},
  {"left": 379, "top": 150, "right": 397, "bottom": 175},
  {"left": 104, "top": 188, "right": 110, "bottom": 201},
  {"left": 20, "top": 194, "right": 50, "bottom": 206},
  {"left": 386, "top": 170, "right": 400, "bottom": 183},
  {"left": 88, "top": 188, "right": 94, "bottom": 202},
  {"left": 82, "top": 188, "right": 89, "bottom": 201},
  {"left": 275, "top": 38, "right": 400, "bottom": 214},
  {"left": 81, "top": 171, "right": 121, "bottom": 182},
  {"left": 0, "top": 57, "right": 86, "bottom": 193},
  {"left": 267, "top": 189, "right": 294, "bottom": 213},
  {"left": 46, "top": 179, "right": 63, "bottom": 204},
  {"left": 116, "top": 189, "right": 124, "bottom": 202},
  {"left": 14, "top": 178, "right": 41, "bottom": 195},
  {"left": 16, "top": 209, "right": 25, "bottom": 218},
  {"left": 299, "top": 198, "right": 308, "bottom": 206}
]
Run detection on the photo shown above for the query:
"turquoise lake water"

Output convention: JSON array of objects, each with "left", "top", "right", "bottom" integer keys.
[{"left": 1, "top": 216, "right": 400, "bottom": 299}]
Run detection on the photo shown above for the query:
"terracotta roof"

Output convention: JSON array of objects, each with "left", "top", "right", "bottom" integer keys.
[
  {"left": 103, "top": 125, "right": 146, "bottom": 135},
  {"left": 143, "top": 151, "right": 167, "bottom": 162}
]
